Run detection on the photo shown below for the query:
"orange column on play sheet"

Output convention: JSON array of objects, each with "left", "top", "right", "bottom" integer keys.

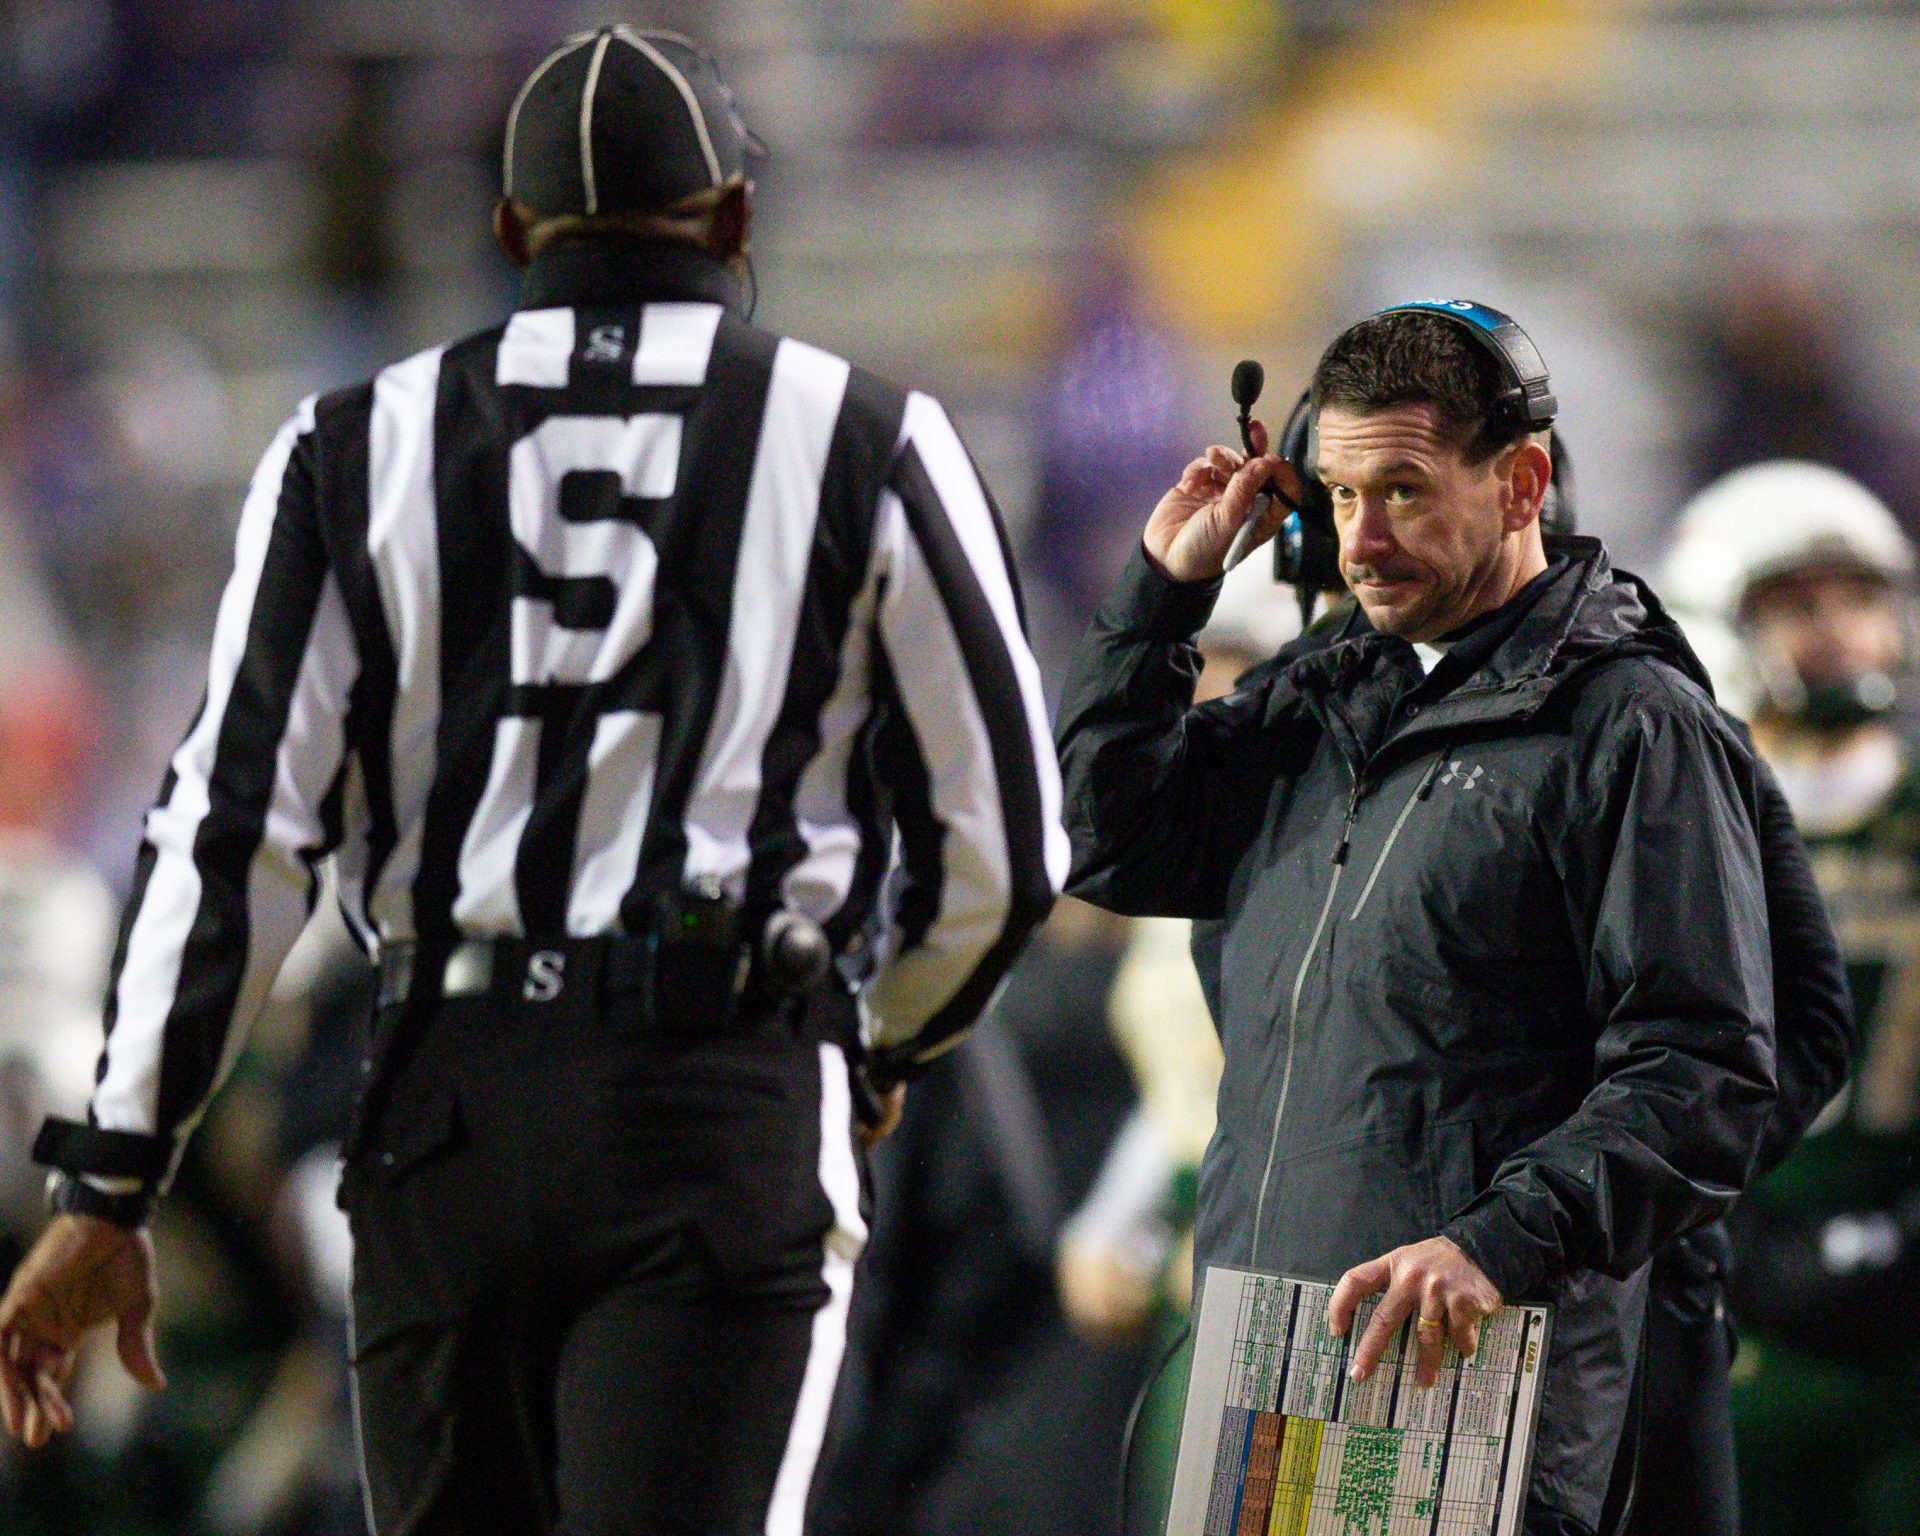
[{"left": 1233, "top": 1412, "right": 1285, "bottom": 1536}]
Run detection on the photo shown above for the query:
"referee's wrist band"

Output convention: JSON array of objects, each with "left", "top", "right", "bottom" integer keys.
[
  {"left": 45, "top": 1171, "right": 155, "bottom": 1230},
  {"left": 33, "top": 1117, "right": 168, "bottom": 1228},
  {"left": 32, "top": 1117, "right": 174, "bottom": 1183},
  {"left": 861, "top": 1052, "right": 928, "bottom": 1092}
]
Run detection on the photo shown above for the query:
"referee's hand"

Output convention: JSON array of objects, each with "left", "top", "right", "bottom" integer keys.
[
  {"left": 857, "top": 1084, "right": 906, "bottom": 1149},
  {"left": 0, "top": 1214, "right": 166, "bottom": 1447}
]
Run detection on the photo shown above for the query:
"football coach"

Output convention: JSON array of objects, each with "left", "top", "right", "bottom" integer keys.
[
  {"left": 0, "top": 27, "right": 1066, "bottom": 1536},
  {"left": 1056, "top": 304, "right": 1777, "bottom": 1534}
]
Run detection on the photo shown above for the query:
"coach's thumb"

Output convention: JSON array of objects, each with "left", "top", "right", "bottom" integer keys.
[{"left": 117, "top": 1309, "right": 165, "bottom": 1392}]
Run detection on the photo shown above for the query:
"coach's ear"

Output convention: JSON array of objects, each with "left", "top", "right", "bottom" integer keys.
[{"left": 493, "top": 199, "right": 532, "bottom": 270}]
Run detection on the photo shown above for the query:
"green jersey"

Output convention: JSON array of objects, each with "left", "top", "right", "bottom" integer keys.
[{"left": 1754, "top": 747, "right": 1920, "bottom": 1219}]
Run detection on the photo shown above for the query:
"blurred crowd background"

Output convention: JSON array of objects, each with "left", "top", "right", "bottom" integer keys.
[{"left": 3, "top": 0, "right": 1920, "bottom": 1533}]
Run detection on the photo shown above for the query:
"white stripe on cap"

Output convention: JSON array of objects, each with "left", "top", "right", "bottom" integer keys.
[
  {"left": 501, "top": 31, "right": 596, "bottom": 200},
  {"left": 577, "top": 29, "right": 615, "bottom": 216},
  {"left": 611, "top": 25, "right": 724, "bottom": 189}
]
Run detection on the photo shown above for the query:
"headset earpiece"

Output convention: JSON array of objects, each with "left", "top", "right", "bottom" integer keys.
[
  {"left": 1541, "top": 433, "right": 1577, "bottom": 537},
  {"left": 1273, "top": 390, "right": 1342, "bottom": 629}
]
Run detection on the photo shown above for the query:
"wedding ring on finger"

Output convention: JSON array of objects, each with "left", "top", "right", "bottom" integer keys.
[{"left": 1415, "top": 1315, "right": 1445, "bottom": 1336}]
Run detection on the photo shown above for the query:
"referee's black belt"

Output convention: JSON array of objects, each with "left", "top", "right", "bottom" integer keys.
[{"left": 376, "top": 934, "right": 754, "bottom": 1024}]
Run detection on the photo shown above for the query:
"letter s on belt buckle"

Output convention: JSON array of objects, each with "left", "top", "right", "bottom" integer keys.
[{"left": 523, "top": 950, "right": 566, "bottom": 1002}]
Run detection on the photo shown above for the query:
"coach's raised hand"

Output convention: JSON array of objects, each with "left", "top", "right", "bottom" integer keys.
[
  {"left": 1141, "top": 419, "right": 1299, "bottom": 583},
  {"left": 0, "top": 1214, "right": 165, "bottom": 1447}
]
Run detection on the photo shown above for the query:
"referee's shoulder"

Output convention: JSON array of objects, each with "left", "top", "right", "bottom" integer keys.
[
  {"left": 724, "top": 314, "right": 925, "bottom": 454},
  {"left": 304, "top": 333, "right": 481, "bottom": 438}
]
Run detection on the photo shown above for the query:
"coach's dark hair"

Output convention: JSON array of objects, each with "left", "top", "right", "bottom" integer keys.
[{"left": 1310, "top": 310, "right": 1522, "bottom": 464}]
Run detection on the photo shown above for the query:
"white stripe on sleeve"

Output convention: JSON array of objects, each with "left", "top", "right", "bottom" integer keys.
[
  {"left": 186, "top": 572, "right": 359, "bottom": 1135},
  {"left": 859, "top": 487, "right": 1014, "bottom": 1045},
  {"left": 93, "top": 400, "right": 361, "bottom": 1142},
  {"left": 898, "top": 392, "right": 1069, "bottom": 894}
]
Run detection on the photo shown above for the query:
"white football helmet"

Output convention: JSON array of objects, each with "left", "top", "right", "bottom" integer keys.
[
  {"left": 1659, "top": 461, "right": 1915, "bottom": 720},
  {"left": 1199, "top": 553, "right": 1301, "bottom": 661},
  {"left": 1664, "top": 461, "right": 1913, "bottom": 621}
]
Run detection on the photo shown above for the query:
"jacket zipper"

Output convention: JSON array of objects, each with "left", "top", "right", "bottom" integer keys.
[
  {"left": 1346, "top": 751, "right": 1448, "bottom": 923},
  {"left": 1246, "top": 749, "right": 1449, "bottom": 1266},
  {"left": 1248, "top": 770, "right": 1363, "bottom": 1267}
]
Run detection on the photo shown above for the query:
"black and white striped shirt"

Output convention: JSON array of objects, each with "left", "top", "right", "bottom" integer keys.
[{"left": 82, "top": 241, "right": 1066, "bottom": 1177}]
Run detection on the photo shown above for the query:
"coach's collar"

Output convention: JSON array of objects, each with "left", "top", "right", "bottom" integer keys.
[{"left": 517, "top": 236, "right": 746, "bottom": 314}]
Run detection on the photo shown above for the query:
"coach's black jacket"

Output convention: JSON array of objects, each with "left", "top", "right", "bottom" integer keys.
[{"left": 1056, "top": 536, "right": 1778, "bottom": 1533}]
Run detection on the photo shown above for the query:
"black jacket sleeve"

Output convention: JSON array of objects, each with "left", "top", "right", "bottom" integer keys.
[
  {"left": 1054, "top": 549, "right": 1284, "bottom": 919},
  {"left": 1748, "top": 748, "right": 1855, "bottom": 1174},
  {"left": 1442, "top": 677, "right": 1780, "bottom": 1299}
]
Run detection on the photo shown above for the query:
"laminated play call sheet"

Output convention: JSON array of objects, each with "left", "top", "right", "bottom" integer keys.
[{"left": 1167, "top": 1269, "right": 1551, "bottom": 1536}]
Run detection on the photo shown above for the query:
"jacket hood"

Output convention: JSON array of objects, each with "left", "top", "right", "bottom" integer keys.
[{"left": 1540, "top": 537, "right": 1715, "bottom": 698}]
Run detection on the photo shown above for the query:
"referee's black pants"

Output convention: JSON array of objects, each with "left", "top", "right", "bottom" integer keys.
[{"left": 337, "top": 971, "right": 867, "bottom": 1536}]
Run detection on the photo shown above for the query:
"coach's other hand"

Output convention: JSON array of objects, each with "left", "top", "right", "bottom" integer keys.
[
  {"left": 0, "top": 1214, "right": 165, "bottom": 1446},
  {"left": 1327, "top": 1236, "right": 1502, "bottom": 1390},
  {"left": 1142, "top": 420, "right": 1300, "bottom": 583}
]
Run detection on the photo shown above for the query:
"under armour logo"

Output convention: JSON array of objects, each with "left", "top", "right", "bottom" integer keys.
[
  {"left": 523, "top": 950, "right": 566, "bottom": 1002},
  {"left": 582, "top": 324, "right": 626, "bottom": 364},
  {"left": 1438, "top": 761, "right": 1483, "bottom": 790}
]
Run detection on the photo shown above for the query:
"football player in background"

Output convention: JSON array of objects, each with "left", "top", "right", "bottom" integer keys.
[{"left": 1662, "top": 462, "right": 1920, "bottom": 1536}]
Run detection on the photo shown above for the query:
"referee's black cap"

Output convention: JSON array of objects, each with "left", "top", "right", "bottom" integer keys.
[{"left": 502, "top": 26, "right": 763, "bottom": 218}]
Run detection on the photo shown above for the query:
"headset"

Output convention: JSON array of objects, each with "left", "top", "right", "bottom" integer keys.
[
  {"left": 1233, "top": 299, "right": 1559, "bottom": 628},
  {"left": 1542, "top": 431, "right": 1576, "bottom": 536}
]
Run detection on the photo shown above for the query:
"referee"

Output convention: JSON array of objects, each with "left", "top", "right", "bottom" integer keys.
[{"left": 0, "top": 28, "right": 1065, "bottom": 1536}]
